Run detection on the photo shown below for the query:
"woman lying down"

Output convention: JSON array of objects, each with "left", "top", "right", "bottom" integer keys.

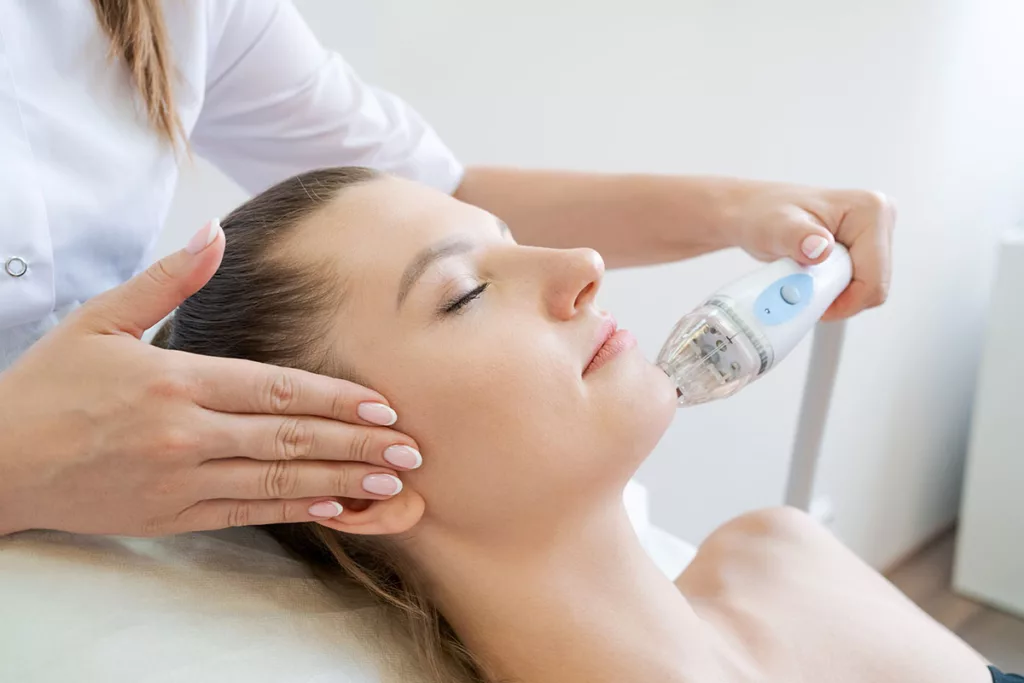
[{"left": 155, "top": 167, "right": 1016, "bottom": 683}]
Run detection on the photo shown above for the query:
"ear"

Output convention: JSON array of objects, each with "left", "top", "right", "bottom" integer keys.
[{"left": 315, "top": 488, "right": 425, "bottom": 536}]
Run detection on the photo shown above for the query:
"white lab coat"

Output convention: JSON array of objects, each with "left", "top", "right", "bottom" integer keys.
[{"left": 0, "top": 0, "right": 463, "bottom": 365}]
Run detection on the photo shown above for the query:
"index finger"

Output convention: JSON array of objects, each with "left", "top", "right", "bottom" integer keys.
[
  {"left": 822, "top": 202, "right": 894, "bottom": 321},
  {"left": 822, "top": 230, "right": 892, "bottom": 320},
  {"left": 821, "top": 236, "right": 890, "bottom": 321},
  {"left": 182, "top": 353, "right": 399, "bottom": 426},
  {"left": 822, "top": 279, "right": 873, "bottom": 321}
]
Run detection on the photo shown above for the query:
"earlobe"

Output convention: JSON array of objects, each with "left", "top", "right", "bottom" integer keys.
[{"left": 316, "top": 489, "right": 425, "bottom": 536}]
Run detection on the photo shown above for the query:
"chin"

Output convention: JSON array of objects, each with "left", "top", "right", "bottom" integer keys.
[{"left": 592, "top": 355, "right": 679, "bottom": 475}]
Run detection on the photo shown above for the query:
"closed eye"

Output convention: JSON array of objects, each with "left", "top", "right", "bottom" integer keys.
[{"left": 440, "top": 283, "right": 488, "bottom": 316}]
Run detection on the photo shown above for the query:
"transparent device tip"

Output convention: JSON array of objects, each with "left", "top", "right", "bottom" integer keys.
[{"left": 656, "top": 303, "right": 769, "bottom": 406}]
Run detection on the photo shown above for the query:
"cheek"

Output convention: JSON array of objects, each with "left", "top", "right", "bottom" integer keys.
[
  {"left": 391, "top": 328, "right": 579, "bottom": 453},
  {"left": 369, "top": 328, "right": 583, "bottom": 516}
]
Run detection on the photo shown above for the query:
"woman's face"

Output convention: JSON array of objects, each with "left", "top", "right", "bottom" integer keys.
[{"left": 291, "top": 176, "right": 677, "bottom": 537}]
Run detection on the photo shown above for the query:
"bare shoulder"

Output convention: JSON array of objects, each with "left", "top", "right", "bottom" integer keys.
[
  {"left": 677, "top": 506, "right": 860, "bottom": 593},
  {"left": 700, "top": 506, "right": 839, "bottom": 558},
  {"left": 677, "top": 514, "right": 992, "bottom": 683}
]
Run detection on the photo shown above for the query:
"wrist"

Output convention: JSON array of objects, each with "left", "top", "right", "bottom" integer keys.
[{"left": 661, "top": 175, "right": 750, "bottom": 254}]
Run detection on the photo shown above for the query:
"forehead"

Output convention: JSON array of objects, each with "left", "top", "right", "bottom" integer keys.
[{"left": 290, "top": 175, "right": 491, "bottom": 270}]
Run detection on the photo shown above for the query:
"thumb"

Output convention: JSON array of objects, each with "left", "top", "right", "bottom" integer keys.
[
  {"left": 785, "top": 218, "right": 835, "bottom": 266},
  {"left": 795, "top": 231, "right": 835, "bottom": 265},
  {"left": 81, "top": 220, "right": 224, "bottom": 337}
]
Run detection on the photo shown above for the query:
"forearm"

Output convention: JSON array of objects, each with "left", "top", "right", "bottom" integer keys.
[{"left": 454, "top": 167, "right": 743, "bottom": 269}]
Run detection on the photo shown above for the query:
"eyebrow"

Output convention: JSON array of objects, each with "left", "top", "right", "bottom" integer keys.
[{"left": 395, "top": 217, "right": 510, "bottom": 309}]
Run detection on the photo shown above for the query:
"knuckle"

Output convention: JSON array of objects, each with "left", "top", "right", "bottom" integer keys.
[
  {"left": 347, "top": 429, "right": 375, "bottom": 463},
  {"left": 332, "top": 467, "right": 354, "bottom": 496},
  {"left": 144, "top": 260, "right": 176, "bottom": 290},
  {"left": 265, "top": 372, "right": 297, "bottom": 414},
  {"left": 145, "top": 370, "right": 191, "bottom": 401},
  {"left": 226, "top": 502, "right": 254, "bottom": 528},
  {"left": 156, "top": 424, "right": 201, "bottom": 460},
  {"left": 278, "top": 500, "right": 299, "bottom": 523},
  {"left": 856, "top": 189, "right": 890, "bottom": 213},
  {"left": 330, "top": 389, "right": 348, "bottom": 421},
  {"left": 276, "top": 418, "right": 315, "bottom": 460},
  {"left": 868, "top": 285, "right": 889, "bottom": 307},
  {"left": 262, "top": 460, "right": 297, "bottom": 498}
]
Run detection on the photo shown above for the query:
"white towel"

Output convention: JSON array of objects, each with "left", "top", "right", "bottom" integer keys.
[{"left": 0, "top": 481, "right": 695, "bottom": 683}]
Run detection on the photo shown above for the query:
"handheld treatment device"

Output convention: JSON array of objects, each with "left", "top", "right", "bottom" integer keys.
[{"left": 657, "top": 243, "right": 852, "bottom": 406}]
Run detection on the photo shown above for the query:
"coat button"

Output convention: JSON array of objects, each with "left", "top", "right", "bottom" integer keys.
[{"left": 4, "top": 256, "right": 28, "bottom": 277}]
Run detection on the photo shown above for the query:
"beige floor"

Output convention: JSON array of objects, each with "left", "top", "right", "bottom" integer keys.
[{"left": 886, "top": 530, "right": 1024, "bottom": 673}]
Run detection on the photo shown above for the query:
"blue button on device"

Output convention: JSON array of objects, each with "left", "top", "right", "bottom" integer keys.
[
  {"left": 780, "top": 285, "right": 801, "bottom": 305},
  {"left": 754, "top": 273, "right": 814, "bottom": 325}
]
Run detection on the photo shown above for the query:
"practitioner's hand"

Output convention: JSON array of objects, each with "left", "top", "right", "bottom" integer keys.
[
  {"left": 729, "top": 182, "right": 896, "bottom": 320},
  {"left": 0, "top": 222, "right": 419, "bottom": 537}
]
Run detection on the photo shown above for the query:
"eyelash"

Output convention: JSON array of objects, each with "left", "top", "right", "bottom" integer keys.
[{"left": 441, "top": 283, "right": 489, "bottom": 316}]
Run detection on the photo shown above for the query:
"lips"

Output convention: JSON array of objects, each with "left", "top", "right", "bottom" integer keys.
[{"left": 583, "top": 316, "right": 637, "bottom": 377}]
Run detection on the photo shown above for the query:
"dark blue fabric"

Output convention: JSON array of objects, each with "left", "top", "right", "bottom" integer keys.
[{"left": 991, "top": 666, "right": 1024, "bottom": 682}]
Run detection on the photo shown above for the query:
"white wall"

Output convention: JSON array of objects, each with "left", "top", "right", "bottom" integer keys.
[{"left": 161, "top": 0, "right": 1024, "bottom": 569}]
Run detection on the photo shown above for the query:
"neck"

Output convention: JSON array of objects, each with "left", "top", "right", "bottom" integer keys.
[{"left": 406, "top": 494, "right": 723, "bottom": 683}]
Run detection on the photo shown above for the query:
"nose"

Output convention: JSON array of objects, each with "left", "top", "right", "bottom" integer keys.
[{"left": 543, "top": 248, "right": 605, "bottom": 320}]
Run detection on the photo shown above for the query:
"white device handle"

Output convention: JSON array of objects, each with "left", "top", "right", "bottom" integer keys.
[
  {"left": 656, "top": 244, "right": 852, "bottom": 406},
  {"left": 715, "top": 244, "right": 852, "bottom": 370}
]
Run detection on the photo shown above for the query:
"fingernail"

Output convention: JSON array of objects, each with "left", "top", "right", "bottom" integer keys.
[
  {"left": 363, "top": 473, "right": 403, "bottom": 496},
  {"left": 186, "top": 219, "right": 222, "bottom": 255},
  {"left": 801, "top": 235, "right": 829, "bottom": 260},
  {"left": 357, "top": 402, "right": 398, "bottom": 426},
  {"left": 383, "top": 444, "right": 422, "bottom": 470},
  {"left": 308, "top": 500, "right": 344, "bottom": 518}
]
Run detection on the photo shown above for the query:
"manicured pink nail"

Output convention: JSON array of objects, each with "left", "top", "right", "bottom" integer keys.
[
  {"left": 308, "top": 500, "right": 344, "bottom": 518},
  {"left": 186, "top": 219, "right": 222, "bottom": 255},
  {"left": 801, "top": 235, "right": 829, "bottom": 260},
  {"left": 357, "top": 402, "right": 398, "bottom": 426},
  {"left": 383, "top": 445, "right": 422, "bottom": 470},
  {"left": 363, "top": 474, "right": 403, "bottom": 496}
]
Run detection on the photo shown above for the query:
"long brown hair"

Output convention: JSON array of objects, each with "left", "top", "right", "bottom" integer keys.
[
  {"left": 91, "top": 0, "right": 183, "bottom": 146},
  {"left": 153, "top": 167, "right": 486, "bottom": 683}
]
